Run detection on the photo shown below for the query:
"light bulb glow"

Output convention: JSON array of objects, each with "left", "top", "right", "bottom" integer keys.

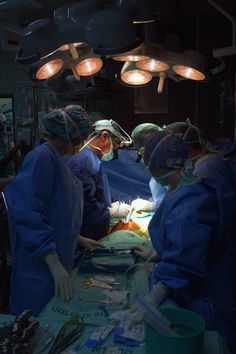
[
  {"left": 173, "top": 65, "right": 205, "bottom": 81},
  {"left": 137, "top": 59, "right": 169, "bottom": 72},
  {"left": 121, "top": 69, "right": 152, "bottom": 85},
  {"left": 112, "top": 55, "right": 149, "bottom": 62},
  {"left": 36, "top": 59, "right": 63, "bottom": 80},
  {"left": 75, "top": 57, "right": 103, "bottom": 76}
]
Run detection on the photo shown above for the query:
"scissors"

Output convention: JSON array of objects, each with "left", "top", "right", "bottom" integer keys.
[
  {"left": 48, "top": 316, "right": 83, "bottom": 354},
  {"left": 83, "top": 278, "right": 113, "bottom": 289}
]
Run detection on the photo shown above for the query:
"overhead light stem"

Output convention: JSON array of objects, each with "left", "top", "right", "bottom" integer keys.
[
  {"left": 157, "top": 72, "right": 166, "bottom": 94},
  {"left": 71, "top": 65, "right": 80, "bottom": 81},
  {"left": 68, "top": 43, "right": 79, "bottom": 60}
]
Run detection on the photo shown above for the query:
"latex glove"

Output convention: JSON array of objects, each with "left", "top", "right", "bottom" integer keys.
[
  {"left": 130, "top": 245, "right": 156, "bottom": 260},
  {"left": 145, "top": 282, "right": 171, "bottom": 308},
  {"left": 109, "top": 201, "right": 130, "bottom": 218},
  {"left": 44, "top": 252, "right": 73, "bottom": 301},
  {"left": 131, "top": 198, "right": 155, "bottom": 212},
  {"left": 78, "top": 236, "right": 105, "bottom": 249}
]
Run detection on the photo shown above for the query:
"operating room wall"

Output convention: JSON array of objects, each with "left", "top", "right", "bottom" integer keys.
[
  {"left": 87, "top": 74, "right": 235, "bottom": 142},
  {"left": 0, "top": 51, "right": 31, "bottom": 113}
]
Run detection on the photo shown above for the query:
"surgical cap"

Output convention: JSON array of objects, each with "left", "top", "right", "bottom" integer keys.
[
  {"left": 93, "top": 119, "right": 123, "bottom": 142},
  {"left": 165, "top": 121, "right": 200, "bottom": 144},
  {"left": 144, "top": 131, "right": 188, "bottom": 174},
  {"left": 131, "top": 123, "right": 162, "bottom": 150},
  {"left": 43, "top": 105, "right": 92, "bottom": 142}
]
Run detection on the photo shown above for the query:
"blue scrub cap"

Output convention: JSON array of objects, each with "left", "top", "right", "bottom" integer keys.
[
  {"left": 144, "top": 131, "right": 188, "bottom": 173},
  {"left": 43, "top": 105, "right": 92, "bottom": 142}
]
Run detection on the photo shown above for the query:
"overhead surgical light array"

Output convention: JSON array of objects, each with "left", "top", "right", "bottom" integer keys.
[
  {"left": 13, "top": 0, "right": 208, "bottom": 94},
  {"left": 114, "top": 44, "right": 207, "bottom": 93}
]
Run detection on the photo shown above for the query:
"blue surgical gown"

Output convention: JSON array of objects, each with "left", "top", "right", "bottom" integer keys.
[
  {"left": 103, "top": 149, "right": 152, "bottom": 203},
  {"left": 66, "top": 147, "right": 111, "bottom": 240},
  {"left": 149, "top": 177, "right": 167, "bottom": 209},
  {"left": 149, "top": 180, "right": 236, "bottom": 350},
  {"left": 194, "top": 154, "right": 236, "bottom": 258},
  {"left": 5, "top": 143, "right": 83, "bottom": 316}
]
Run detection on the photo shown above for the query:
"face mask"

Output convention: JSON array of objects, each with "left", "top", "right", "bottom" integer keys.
[
  {"left": 154, "top": 170, "right": 176, "bottom": 187},
  {"left": 101, "top": 141, "right": 114, "bottom": 161}
]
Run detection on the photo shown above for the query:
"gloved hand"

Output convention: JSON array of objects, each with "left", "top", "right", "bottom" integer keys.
[
  {"left": 78, "top": 236, "right": 105, "bottom": 249},
  {"left": 131, "top": 198, "right": 155, "bottom": 212},
  {"left": 44, "top": 252, "right": 73, "bottom": 301},
  {"left": 109, "top": 201, "right": 130, "bottom": 218},
  {"left": 130, "top": 245, "right": 156, "bottom": 260},
  {"left": 145, "top": 282, "right": 171, "bottom": 308}
]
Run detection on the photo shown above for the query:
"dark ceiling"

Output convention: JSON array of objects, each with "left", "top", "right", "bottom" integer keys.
[{"left": 0, "top": 0, "right": 236, "bottom": 26}]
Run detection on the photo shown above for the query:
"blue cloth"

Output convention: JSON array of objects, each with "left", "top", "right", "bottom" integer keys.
[
  {"left": 103, "top": 149, "right": 152, "bottom": 202},
  {"left": 149, "top": 177, "right": 167, "bottom": 209},
  {"left": 66, "top": 147, "right": 111, "bottom": 240},
  {"left": 5, "top": 143, "right": 83, "bottom": 316},
  {"left": 149, "top": 181, "right": 236, "bottom": 350}
]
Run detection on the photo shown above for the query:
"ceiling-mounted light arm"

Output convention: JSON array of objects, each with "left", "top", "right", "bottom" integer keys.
[
  {"left": 205, "top": 0, "right": 236, "bottom": 57},
  {"left": 68, "top": 43, "right": 79, "bottom": 60},
  {"left": 157, "top": 72, "right": 166, "bottom": 94},
  {"left": 70, "top": 65, "right": 80, "bottom": 81},
  {"left": 0, "top": 0, "right": 42, "bottom": 11},
  {"left": 206, "top": 0, "right": 236, "bottom": 46}
]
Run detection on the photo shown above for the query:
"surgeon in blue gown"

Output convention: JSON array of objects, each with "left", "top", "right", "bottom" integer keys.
[
  {"left": 132, "top": 131, "right": 236, "bottom": 351},
  {"left": 5, "top": 105, "right": 103, "bottom": 316},
  {"left": 130, "top": 123, "right": 167, "bottom": 212},
  {"left": 165, "top": 121, "right": 236, "bottom": 225},
  {"left": 66, "top": 119, "right": 131, "bottom": 240}
]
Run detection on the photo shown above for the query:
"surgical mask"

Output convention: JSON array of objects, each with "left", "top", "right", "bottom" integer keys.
[
  {"left": 101, "top": 141, "right": 114, "bottom": 161},
  {"left": 86, "top": 135, "right": 114, "bottom": 161},
  {"left": 154, "top": 170, "right": 177, "bottom": 187}
]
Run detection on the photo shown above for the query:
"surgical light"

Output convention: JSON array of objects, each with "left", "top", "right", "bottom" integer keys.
[
  {"left": 121, "top": 62, "right": 152, "bottom": 85},
  {"left": 35, "top": 59, "right": 64, "bottom": 80},
  {"left": 75, "top": 57, "right": 103, "bottom": 76},
  {"left": 113, "top": 54, "right": 149, "bottom": 62},
  {"left": 136, "top": 59, "right": 169, "bottom": 72},
  {"left": 173, "top": 65, "right": 206, "bottom": 81}
]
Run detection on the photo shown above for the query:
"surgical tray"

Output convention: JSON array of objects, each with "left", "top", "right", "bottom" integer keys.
[{"left": 78, "top": 247, "right": 136, "bottom": 273}]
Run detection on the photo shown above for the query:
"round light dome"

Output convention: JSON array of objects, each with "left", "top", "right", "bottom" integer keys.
[
  {"left": 75, "top": 57, "right": 103, "bottom": 76},
  {"left": 173, "top": 65, "right": 205, "bottom": 81},
  {"left": 137, "top": 59, "right": 169, "bottom": 72},
  {"left": 36, "top": 59, "right": 64, "bottom": 80},
  {"left": 121, "top": 69, "right": 152, "bottom": 85}
]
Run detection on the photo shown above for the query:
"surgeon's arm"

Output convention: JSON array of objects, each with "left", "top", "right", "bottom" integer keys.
[
  {"left": 5, "top": 149, "right": 74, "bottom": 302},
  {"left": 44, "top": 252, "right": 73, "bottom": 301}
]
